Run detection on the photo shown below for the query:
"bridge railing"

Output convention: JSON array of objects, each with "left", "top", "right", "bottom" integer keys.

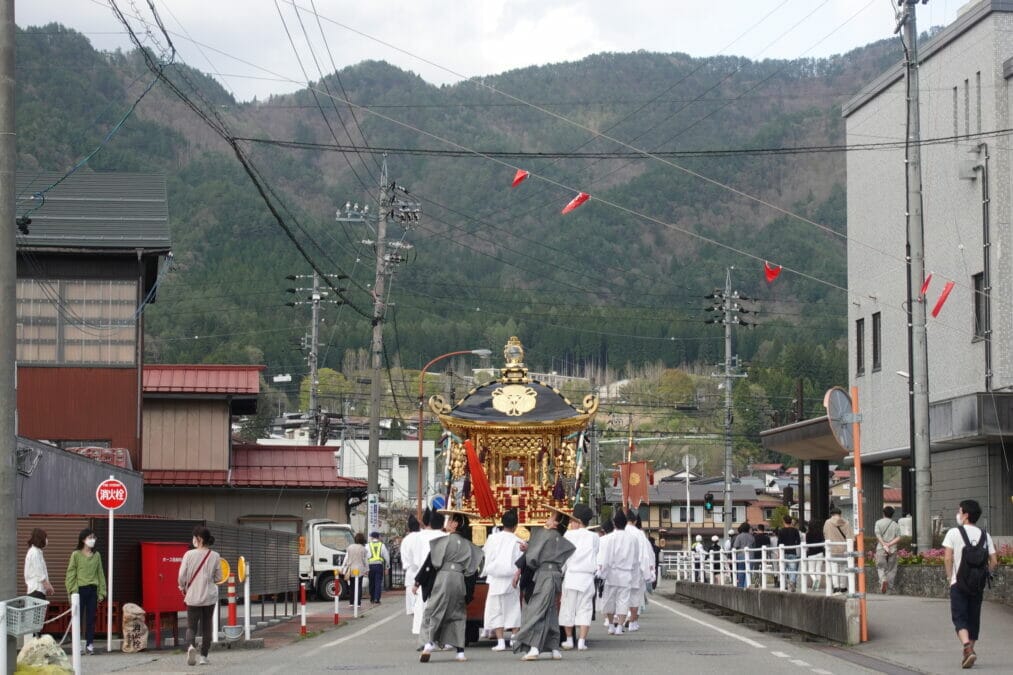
[{"left": 659, "top": 540, "right": 858, "bottom": 596}]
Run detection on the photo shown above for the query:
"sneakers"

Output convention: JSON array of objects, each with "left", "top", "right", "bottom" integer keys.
[
  {"left": 628, "top": 621, "right": 640, "bottom": 632},
  {"left": 560, "top": 639, "right": 574, "bottom": 651},
  {"left": 551, "top": 650, "right": 562, "bottom": 660},
  {"left": 455, "top": 653, "right": 467, "bottom": 662},
  {"left": 607, "top": 624, "right": 615, "bottom": 635},
  {"left": 577, "top": 640, "right": 588, "bottom": 651},
  {"left": 85, "top": 645, "right": 94, "bottom": 656},
  {"left": 962, "top": 644, "right": 976, "bottom": 669},
  {"left": 198, "top": 656, "right": 209, "bottom": 666},
  {"left": 521, "top": 647, "right": 540, "bottom": 661}
]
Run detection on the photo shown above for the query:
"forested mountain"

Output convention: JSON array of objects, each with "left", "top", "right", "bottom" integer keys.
[{"left": 15, "top": 23, "right": 902, "bottom": 444}]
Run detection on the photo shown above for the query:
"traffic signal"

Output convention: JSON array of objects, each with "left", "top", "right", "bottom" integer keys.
[{"left": 703, "top": 492, "right": 714, "bottom": 512}]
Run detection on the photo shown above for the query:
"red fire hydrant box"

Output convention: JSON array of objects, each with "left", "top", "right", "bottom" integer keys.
[{"left": 141, "top": 542, "right": 190, "bottom": 613}]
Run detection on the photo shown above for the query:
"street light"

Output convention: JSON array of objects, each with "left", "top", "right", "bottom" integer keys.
[{"left": 416, "top": 349, "right": 492, "bottom": 519}]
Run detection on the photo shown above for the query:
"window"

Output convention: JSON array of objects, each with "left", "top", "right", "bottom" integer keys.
[
  {"left": 713, "top": 506, "right": 744, "bottom": 523},
  {"left": 678, "top": 506, "right": 700, "bottom": 523},
  {"left": 16, "top": 278, "right": 137, "bottom": 365},
  {"left": 379, "top": 456, "right": 393, "bottom": 471},
  {"left": 855, "top": 318, "right": 865, "bottom": 376},
  {"left": 317, "top": 526, "right": 354, "bottom": 551},
  {"left": 661, "top": 507, "right": 671, "bottom": 523},
  {"left": 872, "top": 312, "right": 882, "bottom": 371},
  {"left": 973, "top": 272, "right": 986, "bottom": 339}
]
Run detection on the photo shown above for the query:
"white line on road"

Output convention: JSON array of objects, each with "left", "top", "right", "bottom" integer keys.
[
  {"left": 772, "top": 651, "right": 791, "bottom": 658},
  {"left": 648, "top": 599, "right": 766, "bottom": 649},
  {"left": 307, "top": 611, "right": 401, "bottom": 658},
  {"left": 791, "top": 659, "right": 811, "bottom": 666},
  {"left": 811, "top": 669, "right": 833, "bottom": 674}
]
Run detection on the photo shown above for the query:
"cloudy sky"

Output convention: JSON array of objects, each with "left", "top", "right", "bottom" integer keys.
[{"left": 19, "top": 1, "right": 966, "bottom": 102}]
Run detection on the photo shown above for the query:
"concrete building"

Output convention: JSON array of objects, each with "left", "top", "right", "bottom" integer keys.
[{"left": 844, "top": 0, "right": 1013, "bottom": 536}]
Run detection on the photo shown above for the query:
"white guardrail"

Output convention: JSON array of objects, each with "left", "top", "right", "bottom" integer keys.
[{"left": 659, "top": 540, "right": 859, "bottom": 596}]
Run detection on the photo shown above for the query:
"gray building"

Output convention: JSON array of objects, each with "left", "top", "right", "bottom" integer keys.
[{"left": 844, "top": 0, "right": 1013, "bottom": 536}]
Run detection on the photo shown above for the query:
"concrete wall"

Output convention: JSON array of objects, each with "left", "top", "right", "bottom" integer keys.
[{"left": 671, "top": 582, "right": 861, "bottom": 645}]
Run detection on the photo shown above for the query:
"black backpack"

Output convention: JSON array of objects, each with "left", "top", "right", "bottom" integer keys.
[{"left": 955, "top": 526, "right": 991, "bottom": 595}]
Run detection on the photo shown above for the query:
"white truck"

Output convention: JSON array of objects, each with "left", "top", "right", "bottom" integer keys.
[{"left": 298, "top": 519, "right": 367, "bottom": 600}]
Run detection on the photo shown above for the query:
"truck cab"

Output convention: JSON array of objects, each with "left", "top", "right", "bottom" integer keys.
[{"left": 299, "top": 519, "right": 364, "bottom": 600}]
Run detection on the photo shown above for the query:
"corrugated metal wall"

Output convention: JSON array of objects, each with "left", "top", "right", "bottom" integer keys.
[
  {"left": 17, "top": 516, "right": 299, "bottom": 607},
  {"left": 17, "top": 367, "right": 139, "bottom": 468},
  {"left": 16, "top": 438, "right": 144, "bottom": 517}
]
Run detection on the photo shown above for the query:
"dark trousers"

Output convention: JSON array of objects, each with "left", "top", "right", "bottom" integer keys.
[
  {"left": 950, "top": 584, "right": 984, "bottom": 642},
  {"left": 78, "top": 585, "right": 98, "bottom": 646},
  {"left": 187, "top": 604, "right": 215, "bottom": 657},
  {"left": 368, "top": 563, "right": 384, "bottom": 603}
]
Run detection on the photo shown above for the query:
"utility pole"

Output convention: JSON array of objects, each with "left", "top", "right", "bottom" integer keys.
[
  {"left": 897, "top": 0, "right": 932, "bottom": 551},
  {"left": 337, "top": 155, "right": 418, "bottom": 533},
  {"left": 1, "top": 1, "right": 16, "bottom": 669},
  {"left": 706, "top": 268, "right": 750, "bottom": 538},
  {"left": 286, "top": 271, "right": 345, "bottom": 444}
]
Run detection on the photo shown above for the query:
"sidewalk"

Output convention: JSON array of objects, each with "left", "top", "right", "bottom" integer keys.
[
  {"left": 68, "top": 593, "right": 401, "bottom": 673},
  {"left": 849, "top": 594, "right": 1013, "bottom": 673}
]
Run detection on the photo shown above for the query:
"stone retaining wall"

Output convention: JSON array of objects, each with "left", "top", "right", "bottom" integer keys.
[{"left": 887, "top": 565, "right": 1013, "bottom": 604}]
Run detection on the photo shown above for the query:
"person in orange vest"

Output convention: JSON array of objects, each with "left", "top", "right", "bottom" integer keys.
[{"left": 368, "top": 531, "right": 390, "bottom": 605}]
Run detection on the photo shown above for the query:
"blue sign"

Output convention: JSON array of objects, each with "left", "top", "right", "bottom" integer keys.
[{"left": 431, "top": 496, "right": 446, "bottom": 511}]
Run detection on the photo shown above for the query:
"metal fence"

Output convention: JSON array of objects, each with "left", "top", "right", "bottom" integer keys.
[{"left": 659, "top": 540, "right": 859, "bottom": 596}]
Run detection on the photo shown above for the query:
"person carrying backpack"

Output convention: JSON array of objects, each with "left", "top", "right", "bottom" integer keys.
[{"left": 942, "top": 499, "right": 998, "bottom": 670}]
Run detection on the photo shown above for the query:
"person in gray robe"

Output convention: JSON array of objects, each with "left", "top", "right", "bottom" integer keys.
[
  {"left": 511, "top": 506, "right": 576, "bottom": 661},
  {"left": 415, "top": 510, "right": 484, "bottom": 663}
]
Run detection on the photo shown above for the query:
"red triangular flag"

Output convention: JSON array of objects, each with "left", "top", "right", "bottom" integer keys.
[
  {"left": 764, "top": 261, "right": 782, "bottom": 283},
  {"left": 561, "top": 191, "right": 590, "bottom": 214},
  {"left": 919, "top": 273, "right": 933, "bottom": 301},
  {"left": 463, "top": 440, "right": 497, "bottom": 518},
  {"left": 511, "top": 169, "right": 529, "bottom": 188},
  {"left": 931, "top": 280, "right": 955, "bottom": 318}
]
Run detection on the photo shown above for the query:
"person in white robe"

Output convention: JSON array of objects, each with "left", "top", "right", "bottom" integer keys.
[
  {"left": 482, "top": 509, "right": 523, "bottom": 651},
  {"left": 411, "top": 511, "right": 447, "bottom": 635},
  {"left": 625, "top": 510, "right": 651, "bottom": 631},
  {"left": 598, "top": 509, "right": 638, "bottom": 635},
  {"left": 400, "top": 514, "right": 423, "bottom": 616},
  {"left": 559, "top": 503, "right": 599, "bottom": 651}
]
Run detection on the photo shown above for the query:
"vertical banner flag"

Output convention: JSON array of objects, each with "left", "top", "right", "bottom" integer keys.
[
  {"left": 619, "top": 461, "right": 651, "bottom": 508},
  {"left": 463, "top": 439, "right": 498, "bottom": 517}
]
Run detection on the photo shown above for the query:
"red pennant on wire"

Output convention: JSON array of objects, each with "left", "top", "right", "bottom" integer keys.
[
  {"left": 919, "top": 273, "right": 933, "bottom": 301},
  {"left": 511, "top": 169, "right": 529, "bottom": 188},
  {"left": 931, "top": 280, "right": 955, "bottom": 318},
  {"left": 764, "top": 261, "right": 782, "bottom": 283},
  {"left": 561, "top": 192, "right": 590, "bottom": 214}
]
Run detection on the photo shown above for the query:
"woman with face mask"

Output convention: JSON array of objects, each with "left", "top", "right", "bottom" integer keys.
[
  {"left": 65, "top": 528, "right": 106, "bottom": 655},
  {"left": 177, "top": 526, "right": 223, "bottom": 667}
]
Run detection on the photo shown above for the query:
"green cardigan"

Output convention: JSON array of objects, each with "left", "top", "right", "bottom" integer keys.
[{"left": 66, "top": 550, "right": 106, "bottom": 599}]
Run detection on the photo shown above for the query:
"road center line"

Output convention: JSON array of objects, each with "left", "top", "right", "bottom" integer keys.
[
  {"left": 772, "top": 651, "right": 791, "bottom": 658},
  {"left": 648, "top": 598, "right": 766, "bottom": 649}
]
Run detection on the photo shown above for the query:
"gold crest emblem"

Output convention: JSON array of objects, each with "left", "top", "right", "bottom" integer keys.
[
  {"left": 491, "top": 384, "right": 537, "bottom": 416},
  {"left": 629, "top": 472, "right": 641, "bottom": 486}
]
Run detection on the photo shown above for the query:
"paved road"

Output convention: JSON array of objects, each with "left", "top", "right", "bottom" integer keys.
[{"left": 83, "top": 588, "right": 895, "bottom": 674}]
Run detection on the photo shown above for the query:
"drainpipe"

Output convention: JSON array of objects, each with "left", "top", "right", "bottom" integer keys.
[{"left": 977, "top": 143, "right": 992, "bottom": 393}]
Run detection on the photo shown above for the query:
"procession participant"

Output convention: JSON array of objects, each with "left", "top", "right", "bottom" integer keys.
[
  {"left": 595, "top": 519, "right": 614, "bottom": 627},
  {"left": 415, "top": 510, "right": 484, "bottom": 663},
  {"left": 411, "top": 510, "right": 447, "bottom": 635},
  {"left": 625, "top": 510, "right": 651, "bottom": 631},
  {"left": 400, "top": 514, "right": 422, "bottom": 617},
  {"left": 598, "top": 509, "right": 638, "bottom": 635},
  {"left": 560, "top": 503, "right": 599, "bottom": 652},
  {"left": 512, "top": 505, "right": 576, "bottom": 661},
  {"left": 482, "top": 509, "right": 523, "bottom": 651}
]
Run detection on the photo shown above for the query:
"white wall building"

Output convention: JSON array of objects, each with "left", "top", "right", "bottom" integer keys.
[{"left": 844, "top": 0, "right": 1013, "bottom": 535}]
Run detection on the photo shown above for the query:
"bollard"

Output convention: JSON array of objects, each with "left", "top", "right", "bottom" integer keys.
[
  {"left": 228, "top": 575, "right": 238, "bottom": 628},
  {"left": 333, "top": 569, "right": 340, "bottom": 625},
  {"left": 212, "top": 600, "right": 220, "bottom": 643},
  {"left": 352, "top": 568, "right": 360, "bottom": 619},
  {"left": 72, "top": 593, "right": 82, "bottom": 675},
  {"left": 244, "top": 566, "right": 251, "bottom": 642},
  {"left": 300, "top": 582, "right": 307, "bottom": 636}
]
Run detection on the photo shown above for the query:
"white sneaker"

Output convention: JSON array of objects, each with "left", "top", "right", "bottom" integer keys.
[
  {"left": 198, "top": 656, "right": 209, "bottom": 666},
  {"left": 551, "top": 650, "right": 562, "bottom": 660},
  {"left": 603, "top": 618, "right": 610, "bottom": 627},
  {"left": 456, "top": 653, "right": 468, "bottom": 662},
  {"left": 614, "top": 624, "right": 624, "bottom": 635},
  {"left": 628, "top": 621, "right": 640, "bottom": 632},
  {"left": 560, "top": 639, "right": 574, "bottom": 651},
  {"left": 577, "top": 640, "right": 588, "bottom": 651},
  {"left": 521, "top": 647, "right": 540, "bottom": 661},
  {"left": 607, "top": 624, "right": 615, "bottom": 635},
  {"left": 187, "top": 645, "right": 197, "bottom": 666}
]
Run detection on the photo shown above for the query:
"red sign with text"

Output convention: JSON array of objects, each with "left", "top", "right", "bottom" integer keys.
[{"left": 96, "top": 479, "right": 128, "bottom": 510}]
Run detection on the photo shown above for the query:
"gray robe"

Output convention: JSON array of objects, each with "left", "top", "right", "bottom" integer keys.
[
  {"left": 419, "top": 532, "right": 483, "bottom": 649},
  {"left": 513, "top": 527, "right": 576, "bottom": 653}
]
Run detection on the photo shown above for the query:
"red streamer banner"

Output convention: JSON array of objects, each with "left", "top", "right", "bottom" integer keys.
[
  {"left": 463, "top": 440, "right": 498, "bottom": 517},
  {"left": 764, "top": 261, "right": 782, "bottom": 283},
  {"left": 561, "top": 191, "right": 590, "bottom": 214},
  {"left": 511, "top": 169, "right": 529, "bottom": 188}
]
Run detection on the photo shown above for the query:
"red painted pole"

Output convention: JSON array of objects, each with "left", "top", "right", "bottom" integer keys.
[
  {"left": 333, "top": 569, "right": 341, "bottom": 625},
  {"left": 227, "top": 575, "right": 237, "bottom": 627},
  {"left": 300, "top": 582, "right": 307, "bottom": 636}
]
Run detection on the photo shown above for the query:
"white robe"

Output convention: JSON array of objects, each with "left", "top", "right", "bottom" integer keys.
[
  {"left": 560, "top": 528, "right": 600, "bottom": 627},
  {"left": 410, "top": 529, "right": 447, "bottom": 634},
  {"left": 598, "top": 528, "right": 638, "bottom": 616},
  {"left": 399, "top": 531, "right": 424, "bottom": 615},
  {"left": 482, "top": 529, "right": 523, "bottom": 630}
]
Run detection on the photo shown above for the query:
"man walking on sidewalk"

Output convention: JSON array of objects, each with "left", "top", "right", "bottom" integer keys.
[
  {"left": 943, "top": 499, "right": 998, "bottom": 669},
  {"left": 874, "top": 506, "right": 901, "bottom": 594},
  {"left": 368, "top": 531, "right": 390, "bottom": 606}
]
